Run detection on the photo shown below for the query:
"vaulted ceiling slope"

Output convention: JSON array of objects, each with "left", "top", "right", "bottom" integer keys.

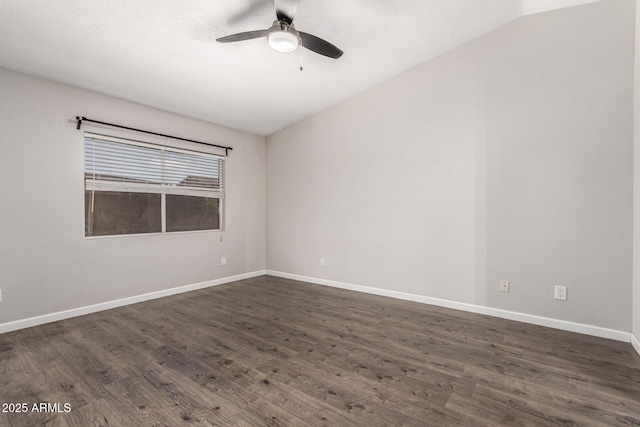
[{"left": 0, "top": 0, "right": 602, "bottom": 136}]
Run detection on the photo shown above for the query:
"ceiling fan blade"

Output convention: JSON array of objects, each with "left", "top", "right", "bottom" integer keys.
[
  {"left": 299, "top": 31, "right": 343, "bottom": 59},
  {"left": 226, "top": 0, "right": 273, "bottom": 25},
  {"left": 216, "top": 30, "right": 268, "bottom": 43}
]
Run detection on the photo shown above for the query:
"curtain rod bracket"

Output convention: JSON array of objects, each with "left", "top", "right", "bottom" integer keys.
[{"left": 74, "top": 115, "right": 232, "bottom": 155}]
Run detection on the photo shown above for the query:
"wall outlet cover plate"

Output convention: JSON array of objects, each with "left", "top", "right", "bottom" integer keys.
[
  {"left": 500, "top": 280, "right": 510, "bottom": 293},
  {"left": 555, "top": 286, "right": 567, "bottom": 301}
]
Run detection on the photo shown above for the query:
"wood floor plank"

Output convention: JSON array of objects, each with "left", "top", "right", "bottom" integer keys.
[
  {"left": 255, "top": 353, "right": 461, "bottom": 425},
  {"left": 0, "top": 275, "right": 639, "bottom": 426}
]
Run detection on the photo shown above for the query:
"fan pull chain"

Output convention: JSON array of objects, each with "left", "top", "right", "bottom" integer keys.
[
  {"left": 264, "top": 39, "right": 269, "bottom": 70},
  {"left": 298, "top": 46, "right": 304, "bottom": 72}
]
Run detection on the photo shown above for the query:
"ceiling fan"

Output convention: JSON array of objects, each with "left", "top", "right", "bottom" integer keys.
[{"left": 216, "top": 0, "right": 343, "bottom": 59}]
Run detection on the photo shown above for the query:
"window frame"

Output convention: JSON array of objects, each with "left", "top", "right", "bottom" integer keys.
[{"left": 83, "top": 132, "right": 225, "bottom": 238}]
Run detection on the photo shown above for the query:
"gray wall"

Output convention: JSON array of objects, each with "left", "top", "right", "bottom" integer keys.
[
  {"left": 266, "top": 0, "right": 634, "bottom": 331},
  {"left": 0, "top": 67, "right": 266, "bottom": 324},
  {"left": 634, "top": 0, "right": 640, "bottom": 344}
]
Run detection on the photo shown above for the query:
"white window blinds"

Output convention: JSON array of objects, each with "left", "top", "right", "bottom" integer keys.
[{"left": 84, "top": 133, "right": 224, "bottom": 198}]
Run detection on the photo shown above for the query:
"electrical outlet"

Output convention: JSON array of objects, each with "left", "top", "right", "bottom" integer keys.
[
  {"left": 221, "top": 257, "right": 227, "bottom": 266},
  {"left": 320, "top": 258, "right": 325, "bottom": 266},
  {"left": 500, "top": 280, "right": 510, "bottom": 293},
  {"left": 555, "top": 286, "right": 567, "bottom": 301}
]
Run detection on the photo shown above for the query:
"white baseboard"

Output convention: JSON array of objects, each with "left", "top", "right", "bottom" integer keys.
[
  {"left": 266, "top": 270, "right": 631, "bottom": 343},
  {"left": 0, "top": 270, "right": 266, "bottom": 335},
  {"left": 3, "top": 269, "right": 635, "bottom": 349},
  {"left": 632, "top": 334, "right": 640, "bottom": 357}
]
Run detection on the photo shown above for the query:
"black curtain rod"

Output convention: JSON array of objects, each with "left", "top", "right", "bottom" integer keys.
[{"left": 75, "top": 116, "right": 233, "bottom": 156}]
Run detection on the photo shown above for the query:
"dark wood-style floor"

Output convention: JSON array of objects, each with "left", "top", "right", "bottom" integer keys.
[{"left": 1, "top": 275, "right": 639, "bottom": 426}]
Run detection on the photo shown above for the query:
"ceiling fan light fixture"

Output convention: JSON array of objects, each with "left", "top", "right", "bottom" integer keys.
[
  {"left": 267, "top": 23, "right": 299, "bottom": 53},
  {"left": 217, "top": 12, "right": 343, "bottom": 59}
]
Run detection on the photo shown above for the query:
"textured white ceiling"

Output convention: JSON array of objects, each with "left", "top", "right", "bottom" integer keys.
[{"left": 0, "top": 0, "right": 601, "bottom": 135}]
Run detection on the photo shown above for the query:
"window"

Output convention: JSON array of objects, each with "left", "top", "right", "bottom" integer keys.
[{"left": 84, "top": 133, "right": 224, "bottom": 237}]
